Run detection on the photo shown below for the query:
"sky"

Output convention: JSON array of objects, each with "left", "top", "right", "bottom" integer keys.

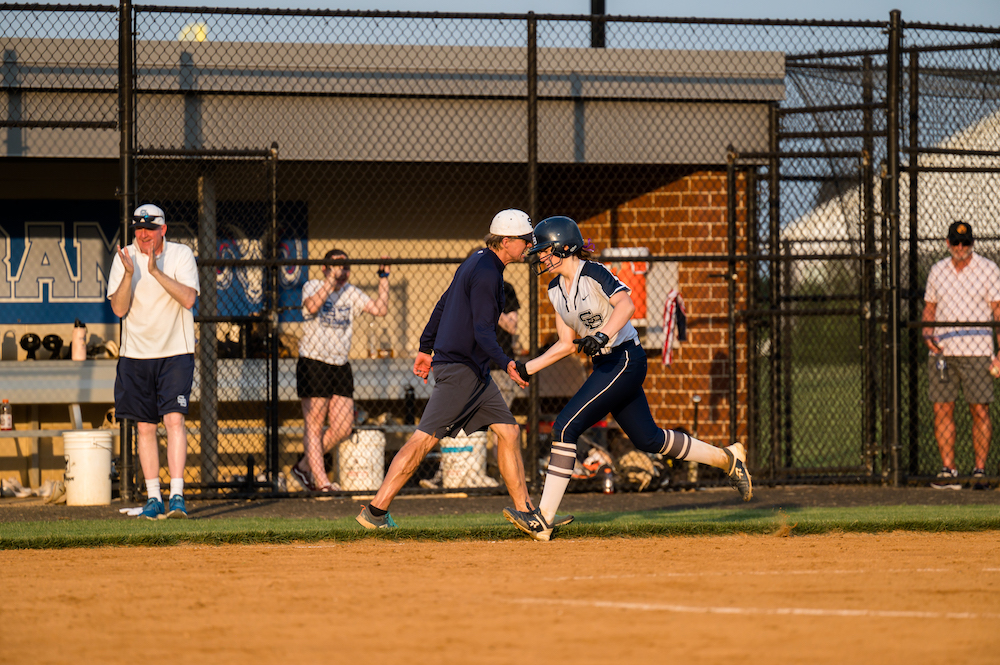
[{"left": 140, "top": 0, "right": 999, "bottom": 26}]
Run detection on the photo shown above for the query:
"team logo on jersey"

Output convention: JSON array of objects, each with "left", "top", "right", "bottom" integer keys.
[{"left": 580, "top": 310, "right": 603, "bottom": 329}]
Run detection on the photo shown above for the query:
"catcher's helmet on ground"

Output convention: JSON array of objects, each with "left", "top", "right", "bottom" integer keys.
[{"left": 526, "top": 215, "right": 584, "bottom": 273}]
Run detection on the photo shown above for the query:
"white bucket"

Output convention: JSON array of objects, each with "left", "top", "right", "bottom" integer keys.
[
  {"left": 63, "top": 430, "right": 113, "bottom": 506},
  {"left": 441, "top": 430, "right": 499, "bottom": 488},
  {"left": 338, "top": 428, "right": 385, "bottom": 491}
]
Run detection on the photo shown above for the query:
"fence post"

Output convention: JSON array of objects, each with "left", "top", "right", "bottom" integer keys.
[
  {"left": 726, "top": 152, "right": 739, "bottom": 444},
  {"left": 906, "top": 51, "right": 921, "bottom": 479},
  {"left": 117, "top": 0, "right": 136, "bottom": 502},
  {"left": 526, "top": 13, "right": 540, "bottom": 491},
  {"left": 886, "top": 9, "right": 903, "bottom": 487},
  {"left": 861, "top": 56, "right": 878, "bottom": 476},
  {"left": 268, "top": 141, "right": 280, "bottom": 488},
  {"left": 768, "top": 103, "right": 782, "bottom": 477},
  {"left": 197, "top": 171, "right": 219, "bottom": 485},
  {"left": 746, "top": 167, "right": 759, "bottom": 466},
  {"left": 590, "top": 0, "right": 605, "bottom": 48}
]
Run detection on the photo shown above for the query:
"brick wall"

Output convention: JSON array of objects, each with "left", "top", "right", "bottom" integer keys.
[{"left": 538, "top": 169, "right": 748, "bottom": 446}]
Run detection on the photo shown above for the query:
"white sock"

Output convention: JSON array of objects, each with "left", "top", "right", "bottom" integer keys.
[
  {"left": 660, "top": 429, "right": 727, "bottom": 469},
  {"left": 169, "top": 478, "right": 184, "bottom": 498},
  {"left": 538, "top": 441, "right": 576, "bottom": 524},
  {"left": 145, "top": 479, "right": 162, "bottom": 502}
]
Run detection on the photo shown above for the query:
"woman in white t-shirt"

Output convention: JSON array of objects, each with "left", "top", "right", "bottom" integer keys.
[{"left": 291, "top": 249, "right": 390, "bottom": 492}]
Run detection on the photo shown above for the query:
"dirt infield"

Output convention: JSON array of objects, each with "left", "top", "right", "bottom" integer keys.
[{"left": 3, "top": 531, "right": 999, "bottom": 664}]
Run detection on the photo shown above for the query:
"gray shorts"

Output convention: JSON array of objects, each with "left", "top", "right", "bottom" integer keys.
[
  {"left": 418, "top": 363, "right": 517, "bottom": 440},
  {"left": 490, "top": 368, "right": 520, "bottom": 407},
  {"left": 928, "top": 355, "right": 994, "bottom": 405}
]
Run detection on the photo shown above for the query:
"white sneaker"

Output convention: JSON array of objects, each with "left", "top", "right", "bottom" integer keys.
[{"left": 930, "top": 467, "right": 961, "bottom": 490}]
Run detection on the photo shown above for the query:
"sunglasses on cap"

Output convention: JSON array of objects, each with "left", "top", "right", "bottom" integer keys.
[{"left": 131, "top": 213, "right": 162, "bottom": 224}]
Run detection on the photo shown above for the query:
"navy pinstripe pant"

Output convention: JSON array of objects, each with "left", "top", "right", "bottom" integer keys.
[{"left": 550, "top": 341, "right": 665, "bottom": 454}]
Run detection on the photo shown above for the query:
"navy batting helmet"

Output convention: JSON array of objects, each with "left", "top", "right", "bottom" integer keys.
[{"left": 526, "top": 215, "right": 584, "bottom": 264}]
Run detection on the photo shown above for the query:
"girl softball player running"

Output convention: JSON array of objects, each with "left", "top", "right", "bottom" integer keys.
[{"left": 504, "top": 216, "right": 752, "bottom": 541}]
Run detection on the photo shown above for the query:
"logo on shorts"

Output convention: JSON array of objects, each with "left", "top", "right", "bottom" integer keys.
[{"left": 177, "top": 395, "right": 188, "bottom": 407}]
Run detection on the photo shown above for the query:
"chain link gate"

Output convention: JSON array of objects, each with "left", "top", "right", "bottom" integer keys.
[
  {"left": 132, "top": 147, "right": 282, "bottom": 495},
  {"left": 739, "top": 40, "right": 892, "bottom": 484}
]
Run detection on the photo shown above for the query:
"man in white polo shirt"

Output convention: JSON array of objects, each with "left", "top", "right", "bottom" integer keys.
[
  {"left": 108, "top": 204, "right": 200, "bottom": 518},
  {"left": 923, "top": 221, "right": 1000, "bottom": 489}
]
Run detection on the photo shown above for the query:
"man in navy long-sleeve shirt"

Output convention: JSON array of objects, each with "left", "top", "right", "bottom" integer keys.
[
  {"left": 418, "top": 248, "right": 514, "bottom": 382},
  {"left": 358, "top": 210, "right": 543, "bottom": 530}
]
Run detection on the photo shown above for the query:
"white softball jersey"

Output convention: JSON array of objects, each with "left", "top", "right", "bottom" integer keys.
[{"left": 547, "top": 260, "right": 640, "bottom": 350}]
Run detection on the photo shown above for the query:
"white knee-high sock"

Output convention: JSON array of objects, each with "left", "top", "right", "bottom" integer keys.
[
  {"left": 659, "top": 429, "right": 728, "bottom": 468},
  {"left": 539, "top": 441, "right": 577, "bottom": 524}
]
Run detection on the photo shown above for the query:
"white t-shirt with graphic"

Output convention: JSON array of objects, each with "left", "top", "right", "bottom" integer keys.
[
  {"left": 925, "top": 252, "right": 1000, "bottom": 357},
  {"left": 298, "top": 280, "right": 372, "bottom": 366},
  {"left": 107, "top": 241, "right": 201, "bottom": 359}
]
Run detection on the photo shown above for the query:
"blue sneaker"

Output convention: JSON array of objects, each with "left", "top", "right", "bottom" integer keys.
[
  {"left": 356, "top": 505, "right": 397, "bottom": 529},
  {"left": 166, "top": 494, "right": 188, "bottom": 519},
  {"left": 139, "top": 497, "right": 165, "bottom": 520}
]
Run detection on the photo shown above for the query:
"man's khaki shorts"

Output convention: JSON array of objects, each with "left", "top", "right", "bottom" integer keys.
[{"left": 927, "top": 354, "right": 994, "bottom": 404}]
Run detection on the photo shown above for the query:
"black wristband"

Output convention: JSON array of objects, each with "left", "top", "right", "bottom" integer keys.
[
  {"left": 418, "top": 347, "right": 434, "bottom": 356},
  {"left": 514, "top": 361, "right": 530, "bottom": 382},
  {"left": 377, "top": 269, "right": 390, "bottom": 278}
]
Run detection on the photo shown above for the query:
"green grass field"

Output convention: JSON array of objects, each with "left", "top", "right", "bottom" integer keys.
[{"left": 2, "top": 504, "right": 998, "bottom": 550}]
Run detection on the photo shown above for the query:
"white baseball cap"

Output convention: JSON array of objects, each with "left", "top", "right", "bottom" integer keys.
[
  {"left": 490, "top": 209, "right": 532, "bottom": 239},
  {"left": 131, "top": 204, "right": 165, "bottom": 229}
]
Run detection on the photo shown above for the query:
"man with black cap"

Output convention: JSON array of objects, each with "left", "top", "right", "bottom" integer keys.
[
  {"left": 107, "top": 204, "right": 200, "bottom": 518},
  {"left": 923, "top": 221, "right": 1000, "bottom": 489},
  {"left": 356, "top": 209, "right": 550, "bottom": 529}
]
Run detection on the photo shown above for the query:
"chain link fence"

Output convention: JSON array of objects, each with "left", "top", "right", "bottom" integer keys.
[{"left": 2, "top": 5, "right": 998, "bottom": 498}]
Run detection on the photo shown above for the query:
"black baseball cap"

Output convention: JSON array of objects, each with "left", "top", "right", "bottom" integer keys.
[{"left": 948, "top": 221, "right": 974, "bottom": 245}]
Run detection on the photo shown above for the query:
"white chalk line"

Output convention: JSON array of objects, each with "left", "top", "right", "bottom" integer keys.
[
  {"left": 541, "top": 567, "right": 973, "bottom": 582},
  {"left": 514, "top": 597, "right": 1000, "bottom": 620}
]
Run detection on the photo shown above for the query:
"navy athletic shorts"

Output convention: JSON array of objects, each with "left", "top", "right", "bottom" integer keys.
[{"left": 114, "top": 354, "right": 195, "bottom": 423}]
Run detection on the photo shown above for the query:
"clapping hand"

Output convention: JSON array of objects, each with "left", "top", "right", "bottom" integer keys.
[
  {"left": 146, "top": 245, "right": 161, "bottom": 277},
  {"left": 117, "top": 245, "right": 134, "bottom": 275}
]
